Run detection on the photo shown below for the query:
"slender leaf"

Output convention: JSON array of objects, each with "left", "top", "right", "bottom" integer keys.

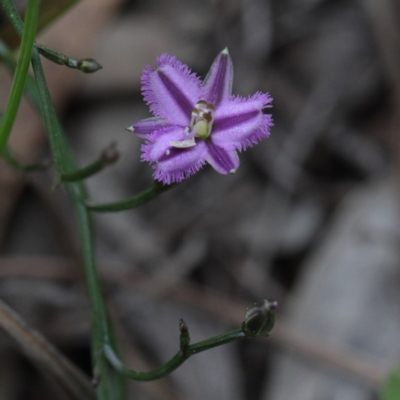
[{"left": 0, "top": 0, "right": 40, "bottom": 155}]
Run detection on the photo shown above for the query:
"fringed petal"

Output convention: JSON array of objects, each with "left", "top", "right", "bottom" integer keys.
[
  {"left": 212, "top": 92, "right": 273, "bottom": 151},
  {"left": 206, "top": 140, "right": 239, "bottom": 174},
  {"left": 141, "top": 54, "right": 203, "bottom": 126},
  {"left": 129, "top": 117, "right": 170, "bottom": 138},
  {"left": 203, "top": 48, "right": 233, "bottom": 106},
  {"left": 141, "top": 126, "right": 207, "bottom": 184}
]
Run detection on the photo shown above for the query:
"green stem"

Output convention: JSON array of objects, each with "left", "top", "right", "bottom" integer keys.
[
  {"left": 30, "top": 47, "right": 126, "bottom": 400},
  {"left": 105, "top": 328, "right": 245, "bottom": 381},
  {"left": 0, "top": 0, "right": 40, "bottom": 156},
  {"left": 3, "top": 146, "right": 50, "bottom": 172},
  {"left": 59, "top": 143, "right": 119, "bottom": 182},
  {"left": 86, "top": 182, "right": 173, "bottom": 212},
  {"left": 0, "top": 2, "right": 100, "bottom": 73},
  {"left": 187, "top": 328, "right": 245, "bottom": 354},
  {"left": 2, "top": 2, "right": 125, "bottom": 397},
  {"left": 36, "top": 43, "right": 102, "bottom": 73},
  {"left": 30, "top": 50, "right": 70, "bottom": 173},
  {"left": 0, "top": 39, "right": 43, "bottom": 111},
  {"left": 0, "top": 0, "right": 24, "bottom": 35}
]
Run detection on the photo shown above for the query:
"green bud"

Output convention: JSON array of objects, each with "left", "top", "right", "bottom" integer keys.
[
  {"left": 242, "top": 299, "right": 277, "bottom": 337},
  {"left": 78, "top": 58, "right": 103, "bottom": 73}
]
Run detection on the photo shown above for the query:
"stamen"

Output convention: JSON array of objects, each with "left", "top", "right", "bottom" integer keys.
[
  {"left": 170, "top": 100, "right": 216, "bottom": 148},
  {"left": 203, "top": 112, "right": 212, "bottom": 122},
  {"left": 190, "top": 100, "right": 215, "bottom": 140},
  {"left": 169, "top": 138, "right": 196, "bottom": 148}
]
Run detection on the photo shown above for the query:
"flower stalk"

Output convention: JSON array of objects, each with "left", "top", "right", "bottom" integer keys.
[
  {"left": 35, "top": 43, "right": 102, "bottom": 73},
  {"left": 3, "top": 145, "right": 50, "bottom": 172},
  {"left": 104, "top": 300, "right": 277, "bottom": 381},
  {"left": 85, "top": 181, "right": 174, "bottom": 212},
  {"left": 58, "top": 142, "right": 119, "bottom": 183},
  {"left": 1, "top": 1, "right": 101, "bottom": 73},
  {"left": 104, "top": 328, "right": 245, "bottom": 381}
]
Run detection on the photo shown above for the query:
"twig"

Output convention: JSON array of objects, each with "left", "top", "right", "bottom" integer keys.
[{"left": 0, "top": 297, "right": 95, "bottom": 400}]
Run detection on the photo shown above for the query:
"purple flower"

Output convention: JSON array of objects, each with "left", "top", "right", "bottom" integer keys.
[{"left": 128, "top": 48, "right": 273, "bottom": 184}]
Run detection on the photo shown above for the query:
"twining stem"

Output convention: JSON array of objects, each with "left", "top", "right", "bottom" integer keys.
[
  {"left": 86, "top": 182, "right": 174, "bottom": 212},
  {"left": 104, "top": 328, "right": 245, "bottom": 381},
  {"left": 0, "top": 0, "right": 39, "bottom": 156}
]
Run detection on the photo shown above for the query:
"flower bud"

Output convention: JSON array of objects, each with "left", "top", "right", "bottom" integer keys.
[
  {"left": 242, "top": 299, "right": 277, "bottom": 337},
  {"left": 179, "top": 318, "right": 190, "bottom": 351},
  {"left": 78, "top": 58, "right": 103, "bottom": 73},
  {"left": 101, "top": 143, "right": 120, "bottom": 164}
]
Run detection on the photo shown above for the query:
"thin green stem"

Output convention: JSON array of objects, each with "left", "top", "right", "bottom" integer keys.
[
  {"left": 2, "top": 2, "right": 125, "bottom": 397},
  {"left": 0, "top": 0, "right": 24, "bottom": 35},
  {"left": 30, "top": 48, "right": 126, "bottom": 400},
  {"left": 59, "top": 143, "right": 119, "bottom": 182},
  {"left": 1, "top": 1, "right": 100, "bottom": 73},
  {"left": 36, "top": 43, "right": 102, "bottom": 73},
  {"left": 0, "top": 0, "right": 40, "bottom": 156},
  {"left": 105, "top": 300, "right": 278, "bottom": 382},
  {"left": 104, "top": 346, "right": 187, "bottom": 382},
  {"left": 30, "top": 50, "right": 70, "bottom": 173},
  {"left": 3, "top": 146, "right": 50, "bottom": 172},
  {"left": 86, "top": 182, "right": 174, "bottom": 212},
  {"left": 104, "top": 328, "right": 245, "bottom": 381},
  {"left": 187, "top": 328, "right": 245, "bottom": 354},
  {"left": 0, "top": 39, "right": 42, "bottom": 111}
]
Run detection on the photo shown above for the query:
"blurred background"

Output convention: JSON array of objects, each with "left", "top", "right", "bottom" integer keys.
[{"left": 1, "top": 0, "right": 400, "bottom": 399}]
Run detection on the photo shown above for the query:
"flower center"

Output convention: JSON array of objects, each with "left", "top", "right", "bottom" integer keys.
[
  {"left": 189, "top": 100, "right": 215, "bottom": 140},
  {"left": 169, "top": 100, "right": 215, "bottom": 149}
]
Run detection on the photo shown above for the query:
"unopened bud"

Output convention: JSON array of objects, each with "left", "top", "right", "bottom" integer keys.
[
  {"left": 101, "top": 143, "right": 120, "bottom": 164},
  {"left": 242, "top": 299, "right": 277, "bottom": 337},
  {"left": 78, "top": 58, "right": 103, "bottom": 73},
  {"left": 179, "top": 318, "right": 190, "bottom": 351}
]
